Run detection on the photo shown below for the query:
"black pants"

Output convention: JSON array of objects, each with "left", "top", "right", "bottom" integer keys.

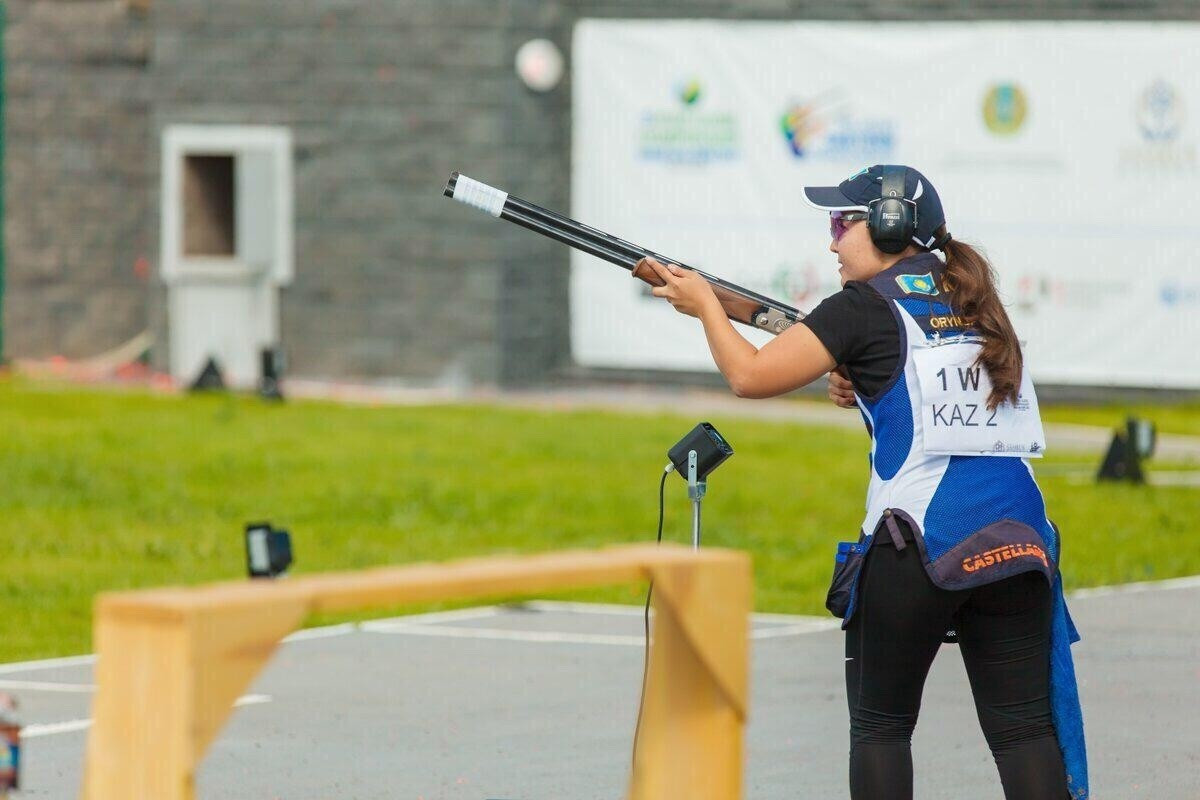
[{"left": 845, "top": 529, "right": 1068, "bottom": 800}]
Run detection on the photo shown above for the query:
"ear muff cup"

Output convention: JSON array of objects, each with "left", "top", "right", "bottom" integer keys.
[
  {"left": 868, "top": 197, "right": 912, "bottom": 254},
  {"left": 867, "top": 166, "right": 917, "bottom": 254}
]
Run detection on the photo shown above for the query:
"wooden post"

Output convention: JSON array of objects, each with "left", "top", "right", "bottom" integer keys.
[
  {"left": 81, "top": 544, "right": 751, "bottom": 800},
  {"left": 630, "top": 553, "right": 750, "bottom": 799}
]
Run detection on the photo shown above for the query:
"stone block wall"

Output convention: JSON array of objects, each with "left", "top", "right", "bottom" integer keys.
[{"left": 4, "top": 0, "right": 153, "bottom": 359}]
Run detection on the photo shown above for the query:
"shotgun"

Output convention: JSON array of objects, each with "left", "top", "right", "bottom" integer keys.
[{"left": 442, "top": 172, "right": 804, "bottom": 335}]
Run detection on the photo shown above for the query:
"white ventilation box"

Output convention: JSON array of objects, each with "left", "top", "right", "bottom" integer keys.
[{"left": 161, "top": 125, "right": 293, "bottom": 388}]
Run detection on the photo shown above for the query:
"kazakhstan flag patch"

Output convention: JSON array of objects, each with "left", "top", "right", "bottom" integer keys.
[{"left": 895, "top": 272, "right": 940, "bottom": 296}]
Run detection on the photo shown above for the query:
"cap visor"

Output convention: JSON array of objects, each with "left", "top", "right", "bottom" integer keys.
[{"left": 802, "top": 186, "right": 868, "bottom": 212}]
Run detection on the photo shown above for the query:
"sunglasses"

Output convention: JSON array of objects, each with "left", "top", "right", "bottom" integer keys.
[{"left": 830, "top": 211, "right": 869, "bottom": 242}]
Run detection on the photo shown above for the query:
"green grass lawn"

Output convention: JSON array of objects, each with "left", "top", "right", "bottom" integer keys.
[{"left": 1, "top": 375, "right": 1196, "bottom": 662}]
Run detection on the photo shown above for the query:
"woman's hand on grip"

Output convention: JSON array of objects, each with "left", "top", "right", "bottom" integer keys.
[
  {"left": 828, "top": 366, "right": 858, "bottom": 409},
  {"left": 634, "top": 257, "right": 719, "bottom": 319}
]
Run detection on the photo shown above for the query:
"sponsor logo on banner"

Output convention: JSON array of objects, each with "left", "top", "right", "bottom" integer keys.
[
  {"left": 717, "top": 261, "right": 840, "bottom": 314},
  {"left": 1136, "top": 80, "right": 1183, "bottom": 142},
  {"left": 982, "top": 83, "right": 1028, "bottom": 136},
  {"left": 940, "top": 83, "right": 1063, "bottom": 172},
  {"left": 779, "top": 99, "right": 894, "bottom": 161},
  {"left": 638, "top": 79, "right": 739, "bottom": 165},
  {"left": 1160, "top": 281, "right": 1200, "bottom": 307},
  {"left": 678, "top": 79, "right": 703, "bottom": 106},
  {"left": 1118, "top": 79, "right": 1196, "bottom": 173},
  {"left": 779, "top": 103, "right": 827, "bottom": 157},
  {"left": 768, "top": 262, "right": 843, "bottom": 312},
  {"left": 1015, "top": 274, "right": 1127, "bottom": 314}
]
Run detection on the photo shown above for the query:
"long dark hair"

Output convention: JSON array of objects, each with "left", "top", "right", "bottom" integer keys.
[{"left": 935, "top": 226, "right": 1022, "bottom": 410}]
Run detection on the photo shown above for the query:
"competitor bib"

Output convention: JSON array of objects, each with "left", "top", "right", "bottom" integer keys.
[{"left": 912, "top": 340, "right": 1046, "bottom": 458}]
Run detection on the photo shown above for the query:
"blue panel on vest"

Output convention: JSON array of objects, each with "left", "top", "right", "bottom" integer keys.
[
  {"left": 863, "top": 372, "right": 913, "bottom": 481},
  {"left": 923, "top": 456, "right": 1055, "bottom": 562},
  {"left": 895, "top": 298, "right": 953, "bottom": 317}
]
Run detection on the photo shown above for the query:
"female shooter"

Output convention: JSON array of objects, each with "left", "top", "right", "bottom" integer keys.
[{"left": 634, "top": 164, "right": 1086, "bottom": 800}]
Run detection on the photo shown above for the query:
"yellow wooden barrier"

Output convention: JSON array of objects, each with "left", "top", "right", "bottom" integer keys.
[{"left": 81, "top": 543, "right": 751, "bottom": 799}]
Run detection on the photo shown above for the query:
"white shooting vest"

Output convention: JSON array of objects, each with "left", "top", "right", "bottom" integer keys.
[{"left": 853, "top": 255, "right": 1058, "bottom": 589}]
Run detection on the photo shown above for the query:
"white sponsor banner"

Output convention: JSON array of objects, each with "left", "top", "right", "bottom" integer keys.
[{"left": 571, "top": 20, "right": 1200, "bottom": 388}]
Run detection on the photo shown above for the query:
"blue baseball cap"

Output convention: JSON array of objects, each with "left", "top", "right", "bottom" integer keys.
[{"left": 802, "top": 165, "right": 949, "bottom": 250}]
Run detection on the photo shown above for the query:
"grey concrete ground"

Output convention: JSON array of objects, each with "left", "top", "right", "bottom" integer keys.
[{"left": 6, "top": 581, "right": 1198, "bottom": 799}]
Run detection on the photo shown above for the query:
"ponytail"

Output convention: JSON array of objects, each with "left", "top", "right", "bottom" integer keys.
[{"left": 935, "top": 227, "right": 1022, "bottom": 411}]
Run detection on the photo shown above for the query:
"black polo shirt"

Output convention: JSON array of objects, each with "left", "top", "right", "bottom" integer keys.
[{"left": 800, "top": 280, "right": 900, "bottom": 399}]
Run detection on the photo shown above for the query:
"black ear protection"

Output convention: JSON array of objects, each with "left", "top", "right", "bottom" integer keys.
[{"left": 868, "top": 166, "right": 918, "bottom": 254}]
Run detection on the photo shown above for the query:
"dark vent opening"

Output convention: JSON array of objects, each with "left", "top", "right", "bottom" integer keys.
[{"left": 183, "top": 154, "right": 236, "bottom": 256}]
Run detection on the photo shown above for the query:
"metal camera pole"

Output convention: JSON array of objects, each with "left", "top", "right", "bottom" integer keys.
[{"left": 687, "top": 450, "right": 706, "bottom": 549}]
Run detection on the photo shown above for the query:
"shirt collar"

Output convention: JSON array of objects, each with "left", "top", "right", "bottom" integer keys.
[{"left": 876, "top": 251, "right": 944, "bottom": 280}]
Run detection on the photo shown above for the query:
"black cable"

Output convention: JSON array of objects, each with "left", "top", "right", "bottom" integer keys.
[{"left": 631, "top": 465, "right": 671, "bottom": 775}]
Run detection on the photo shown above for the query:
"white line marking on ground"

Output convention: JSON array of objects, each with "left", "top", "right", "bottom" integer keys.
[
  {"left": 0, "top": 654, "right": 96, "bottom": 675},
  {"left": 273, "top": 608, "right": 506, "bottom": 643},
  {"left": 514, "top": 600, "right": 649, "bottom": 617},
  {"left": 365, "top": 623, "right": 647, "bottom": 646},
  {"left": 21, "top": 719, "right": 92, "bottom": 738},
  {"left": 1070, "top": 574, "right": 1200, "bottom": 598},
  {"left": 516, "top": 599, "right": 831, "bottom": 625},
  {"left": 372, "top": 606, "right": 504, "bottom": 625},
  {"left": 4, "top": 576, "right": 1198, "bottom": 676},
  {"left": 0, "top": 608, "right": 499, "bottom": 674},
  {"left": 283, "top": 623, "right": 359, "bottom": 642},
  {"left": 0, "top": 680, "right": 95, "bottom": 693},
  {"left": 21, "top": 695, "right": 272, "bottom": 739},
  {"left": 751, "top": 621, "right": 842, "bottom": 639},
  {"left": 366, "top": 619, "right": 839, "bottom": 646},
  {"left": 358, "top": 608, "right": 504, "bottom": 633},
  {"left": 750, "top": 611, "right": 837, "bottom": 625}
]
